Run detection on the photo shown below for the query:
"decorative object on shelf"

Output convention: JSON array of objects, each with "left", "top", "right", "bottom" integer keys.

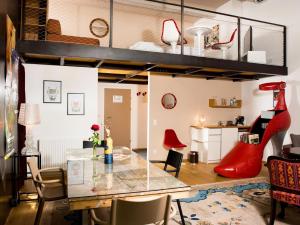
[
  {"left": 161, "top": 93, "right": 177, "bottom": 109},
  {"left": 18, "top": 103, "right": 41, "bottom": 155},
  {"left": 89, "top": 18, "right": 109, "bottom": 38},
  {"left": 212, "top": 28, "right": 238, "bottom": 59},
  {"left": 136, "top": 91, "right": 141, "bottom": 96},
  {"left": 209, "top": 99, "right": 242, "bottom": 108},
  {"left": 43, "top": 80, "right": 62, "bottom": 103},
  {"left": 221, "top": 98, "right": 227, "bottom": 106},
  {"left": 89, "top": 124, "right": 101, "bottom": 160},
  {"left": 67, "top": 93, "right": 85, "bottom": 115},
  {"left": 214, "top": 81, "right": 291, "bottom": 178},
  {"left": 161, "top": 19, "right": 187, "bottom": 54},
  {"left": 142, "top": 91, "right": 147, "bottom": 96},
  {"left": 229, "top": 97, "right": 237, "bottom": 106},
  {"left": 104, "top": 127, "right": 113, "bottom": 164}
]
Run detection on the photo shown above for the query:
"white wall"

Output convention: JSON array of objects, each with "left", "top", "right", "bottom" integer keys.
[
  {"left": 148, "top": 75, "right": 241, "bottom": 160},
  {"left": 226, "top": 0, "right": 300, "bottom": 159},
  {"left": 25, "top": 64, "right": 98, "bottom": 142},
  {"left": 97, "top": 83, "right": 148, "bottom": 149}
]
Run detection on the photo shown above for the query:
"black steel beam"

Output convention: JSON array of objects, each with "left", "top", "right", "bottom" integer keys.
[
  {"left": 99, "top": 73, "right": 147, "bottom": 80},
  {"left": 17, "top": 41, "right": 288, "bottom": 77},
  {"left": 99, "top": 79, "right": 148, "bottom": 85},
  {"left": 95, "top": 60, "right": 104, "bottom": 68}
]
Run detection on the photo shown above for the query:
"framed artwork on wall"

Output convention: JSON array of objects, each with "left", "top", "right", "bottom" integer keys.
[
  {"left": 67, "top": 93, "right": 85, "bottom": 115},
  {"left": 43, "top": 80, "right": 62, "bottom": 103}
]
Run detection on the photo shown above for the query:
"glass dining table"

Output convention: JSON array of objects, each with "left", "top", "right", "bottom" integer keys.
[{"left": 66, "top": 147, "right": 191, "bottom": 222}]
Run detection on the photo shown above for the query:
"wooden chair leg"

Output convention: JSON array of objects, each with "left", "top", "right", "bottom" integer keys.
[
  {"left": 269, "top": 199, "right": 277, "bottom": 225},
  {"left": 34, "top": 199, "right": 45, "bottom": 225},
  {"left": 278, "top": 202, "right": 287, "bottom": 219}
]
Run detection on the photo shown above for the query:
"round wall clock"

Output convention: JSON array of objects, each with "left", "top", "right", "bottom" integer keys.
[{"left": 89, "top": 18, "right": 109, "bottom": 38}]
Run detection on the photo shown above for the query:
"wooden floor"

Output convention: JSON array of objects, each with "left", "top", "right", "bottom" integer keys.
[{"left": 4, "top": 161, "right": 269, "bottom": 225}]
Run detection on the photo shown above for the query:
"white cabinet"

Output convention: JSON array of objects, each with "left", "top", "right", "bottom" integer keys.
[
  {"left": 221, "top": 128, "right": 238, "bottom": 158},
  {"left": 190, "top": 126, "right": 241, "bottom": 163}
]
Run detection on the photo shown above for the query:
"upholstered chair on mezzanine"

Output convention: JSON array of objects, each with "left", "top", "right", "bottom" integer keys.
[
  {"left": 267, "top": 156, "right": 300, "bottom": 225},
  {"left": 27, "top": 157, "right": 67, "bottom": 225},
  {"left": 90, "top": 195, "right": 176, "bottom": 225}
]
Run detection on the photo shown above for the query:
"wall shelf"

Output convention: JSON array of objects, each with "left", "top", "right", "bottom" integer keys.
[{"left": 209, "top": 99, "right": 242, "bottom": 108}]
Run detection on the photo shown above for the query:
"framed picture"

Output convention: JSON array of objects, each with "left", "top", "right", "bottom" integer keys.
[
  {"left": 43, "top": 80, "right": 62, "bottom": 103},
  {"left": 67, "top": 93, "right": 85, "bottom": 115}
]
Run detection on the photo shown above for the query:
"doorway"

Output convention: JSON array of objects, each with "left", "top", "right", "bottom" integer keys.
[{"left": 104, "top": 88, "right": 131, "bottom": 148}]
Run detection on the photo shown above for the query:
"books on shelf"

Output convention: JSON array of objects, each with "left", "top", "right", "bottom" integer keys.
[
  {"left": 240, "top": 133, "right": 259, "bottom": 144},
  {"left": 261, "top": 123, "right": 268, "bottom": 129}
]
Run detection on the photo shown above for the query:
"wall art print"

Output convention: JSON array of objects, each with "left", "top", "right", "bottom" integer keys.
[
  {"left": 204, "top": 24, "right": 219, "bottom": 49},
  {"left": 67, "top": 93, "right": 85, "bottom": 115},
  {"left": 43, "top": 80, "right": 62, "bottom": 103}
]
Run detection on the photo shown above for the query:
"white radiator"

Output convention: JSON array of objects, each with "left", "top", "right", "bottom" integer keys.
[{"left": 38, "top": 139, "right": 82, "bottom": 168}]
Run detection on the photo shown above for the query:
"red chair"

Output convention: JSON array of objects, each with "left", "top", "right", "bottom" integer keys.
[
  {"left": 164, "top": 129, "right": 187, "bottom": 150},
  {"left": 267, "top": 156, "right": 300, "bottom": 225},
  {"left": 212, "top": 28, "right": 237, "bottom": 59}
]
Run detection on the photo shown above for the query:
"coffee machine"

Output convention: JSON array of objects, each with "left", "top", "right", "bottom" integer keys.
[{"left": 235, "top": 116, "right": 245, "bottom": 126}]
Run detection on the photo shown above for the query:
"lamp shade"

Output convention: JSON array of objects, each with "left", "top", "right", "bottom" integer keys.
[{"left": 18, "top": 103, "right": 41, "bottom": 126}]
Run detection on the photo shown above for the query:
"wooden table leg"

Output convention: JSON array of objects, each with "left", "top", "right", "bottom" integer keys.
[{"left": 82, "top": 209, "right": 88, "bottom": 225}]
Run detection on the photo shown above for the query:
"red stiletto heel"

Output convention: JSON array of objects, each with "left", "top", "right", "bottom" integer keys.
[{"left": 214, "top": 82, "right": 291, "bottom": 178}]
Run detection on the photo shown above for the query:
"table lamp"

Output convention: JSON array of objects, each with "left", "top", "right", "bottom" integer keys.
[{"left": 18, "top": 103, "right": 40, "bottom": 155}]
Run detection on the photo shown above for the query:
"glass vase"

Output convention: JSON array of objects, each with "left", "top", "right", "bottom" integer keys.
[{"left": 92, "top": 146, "right": 98, "bottom": 160}]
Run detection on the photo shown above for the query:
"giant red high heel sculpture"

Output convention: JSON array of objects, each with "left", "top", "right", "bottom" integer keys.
[{"left": 214, "top": 81, "right": 291, "bottom": 178}]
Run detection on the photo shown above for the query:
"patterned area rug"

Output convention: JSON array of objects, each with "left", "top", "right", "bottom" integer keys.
[
  {"left": 41, "top": 177, "right": 300, "bottom": 225},
  {"left": 171, "top": 177, "right": 300, "bottom": 225}
]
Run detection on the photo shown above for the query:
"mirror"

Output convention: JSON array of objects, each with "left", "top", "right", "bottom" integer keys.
[{"left": 161, "top": 93, "right": 177, "bottom": 109}]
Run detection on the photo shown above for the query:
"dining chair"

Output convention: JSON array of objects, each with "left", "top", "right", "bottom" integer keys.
[
  {"left": 27, "top": 157, "right": 67, "bottom": 225},
  {"left": 163, "top": 129, "right": 187, "bottom": 151},
  {"left": 267, "top": 156, "right": 300, "bottom": 225},
  {"left": 90, "top": 195, "right": 176, "bottom": 225},
  {"left": 151, "top": 150, "right": 186, "bottom": 225}
]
